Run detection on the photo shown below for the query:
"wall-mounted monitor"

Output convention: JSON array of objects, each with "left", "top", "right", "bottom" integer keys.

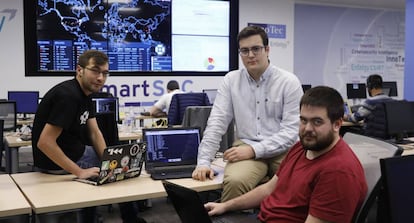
[
  {"left": 346, "top": 83, "right": 367, "bottom": 99},
  {"left": 382, "top": 81, "right": 398, "bottom": 97},
  {"left": 24, "top": 0, "right": 239, "bottom": 76},
  {"left": 7, "top": 91, "right": 40, "bottom": 119}
]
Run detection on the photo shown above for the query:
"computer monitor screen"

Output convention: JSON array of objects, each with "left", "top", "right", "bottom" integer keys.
[
  {"left": 380, "top": 155, "right": 414, "bottom": 222},
  {"left": 7, "top": 91, "right": 39, "bottom": 115},
  {"left": 382, "top": 81, "right": 398, "bottom": 97},
  {"left": 24, "top": 0, "right": 239, "bottom": 76},
  {"left": 346, "top": 83, "right": 367, "bottom": 99},
  {"left": 92, "top": 97, "right": 119, "bottom": 121},
  {"left": 384, "top": 100, "right": 414, "bottom": 141},
  {"left": 202, "top": 89, "right": 218, "bottom": 105},
  {"left": 301, "top": 84, "right": 312, "bottom": 93}
]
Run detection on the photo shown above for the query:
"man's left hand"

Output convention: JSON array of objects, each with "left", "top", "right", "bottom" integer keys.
[{"left": 223, "top": 144, "right": 255, "bottom": 162}]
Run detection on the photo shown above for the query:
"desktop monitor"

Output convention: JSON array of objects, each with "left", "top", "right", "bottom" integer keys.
[
  {"left": 91, "top": 97, "right": 119, "bottom": 122},
  {"left": 382, "top": 81, "right": 398, "bottom": 97},
  {"left": 380, "top": 155, "right": 414, "bottom": 222},
  {"left": 202, "top": 89, "right": 218, "bottom": 105},
  {"left": 384, "top": 100, "right": 414, "bottom": 142},
  {"left": 7, "top": 91, "right": 39, "bottom": 118},
  {"left": 301, "top": 84, "right": 312, "bottom": 93},
  {"left": 346, "top": 83, "right": 367, "bottom": 99}
]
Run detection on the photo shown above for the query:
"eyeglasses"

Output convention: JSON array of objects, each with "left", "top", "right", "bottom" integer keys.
[
  {"left": 239, "top": 46, "right": 265, "bottom": 57},
  {"left": 84, "top": 66, "right": 110, "bottom": 77}
]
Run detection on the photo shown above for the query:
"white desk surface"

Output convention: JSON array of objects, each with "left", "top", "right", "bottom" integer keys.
[
  {"left": 11, "top": 164, "right": 225, "bottom": 215},
  {"left": 0, "top": 174, "right": 31, "bottom": 217},
  {"left": 11, "top": 172, "right": 166, "bottom": 214}
]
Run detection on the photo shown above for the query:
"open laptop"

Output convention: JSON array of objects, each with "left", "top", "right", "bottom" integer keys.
[
  {"left": 142, "top": 127, "right": 201, "bottom": 180},
  {"left": 162, "top": 181, "right": 261, "bottom": 223},
  {"left": 74, "top": 143, "right": 146, "bottom": 185}
]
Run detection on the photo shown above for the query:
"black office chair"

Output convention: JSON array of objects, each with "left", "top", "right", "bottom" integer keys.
[
  {"left": 343, "top": 132, "right": 403, "bottom": 223},
  {"left": 167, "top": 93, "right": 210, "bottom": 126},
  {"left": 363, "top": 99, "right": 393, "bottom": 139}
]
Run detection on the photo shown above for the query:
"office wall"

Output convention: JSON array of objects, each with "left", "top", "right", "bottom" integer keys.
[
  {"left": 404, "top": 0, "right": 414, "bottom": 100},
  {"left": 0, "top": 0, "right": 294, "bottom": 106},
  {"left": 0, "top": 0, "right": 408, "bottom": 104},
  {"left": 294, "top": 4, "right": 405, "bottom": 100}
]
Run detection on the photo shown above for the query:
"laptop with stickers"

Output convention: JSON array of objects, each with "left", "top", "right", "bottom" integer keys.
[{"left": 74, "top": 143, "right": 146, "bottom": 185}]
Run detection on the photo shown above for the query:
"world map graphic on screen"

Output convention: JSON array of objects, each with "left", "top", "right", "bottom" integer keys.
[{"left": 37, "top": 0, "right": 171, "bottom": 71}]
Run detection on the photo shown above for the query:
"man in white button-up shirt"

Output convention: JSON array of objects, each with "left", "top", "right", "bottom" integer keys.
[{"left": 192, "top": 26, "right": 303, "bottom": 201}]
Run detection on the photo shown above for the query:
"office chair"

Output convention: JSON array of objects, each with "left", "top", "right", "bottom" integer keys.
[
  {"left": 167, "top": 93, "right": 210, "bottom": 126},
  {"left": 182, "top": 106, "right": 234, "bottom": 151},
  {"left": 343, "top": 132, "right": 403, "bottom": 223},
  {"left": 0, "top": 120, "right": 4, "bottom": 170},
  {"left": 0, "top": 101, "right": 17, "bottom": 132},
  {"left": 363, "top": 100, "right": 393, "bottom": 139}
]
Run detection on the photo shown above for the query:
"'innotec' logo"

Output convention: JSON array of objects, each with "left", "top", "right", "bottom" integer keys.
[{"left": 0, "top": 9, "right": 17, "bottom": 33}]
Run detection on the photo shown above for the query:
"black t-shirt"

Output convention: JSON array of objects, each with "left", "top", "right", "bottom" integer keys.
[{"left": 32, "top": 79, "right": 96, "bottom": 170}]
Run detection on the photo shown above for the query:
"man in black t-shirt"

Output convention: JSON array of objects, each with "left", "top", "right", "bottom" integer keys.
[{"left": 32, "top": 50, "right": 146, "bottom": 223}]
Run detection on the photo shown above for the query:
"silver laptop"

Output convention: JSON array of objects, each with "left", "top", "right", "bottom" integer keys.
[
  {"left": 142, "top": 127, "right": 201, "bottom": 180},
  {"left": 74, "top": 143, "right": 146, "bottom": 185}
]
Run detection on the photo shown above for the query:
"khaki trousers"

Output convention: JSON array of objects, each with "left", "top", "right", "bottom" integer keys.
[{"left": 220, "top": 140, "right": 287, "bottom": 202}]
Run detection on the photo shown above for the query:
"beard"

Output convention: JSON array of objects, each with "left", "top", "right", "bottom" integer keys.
[{"left": 300, "top": 130, "right": 335, "bottom": 151}]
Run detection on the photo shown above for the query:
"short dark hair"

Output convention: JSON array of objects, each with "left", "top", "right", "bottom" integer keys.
[
  {"left": 237, "top": 26, "right": 269, "bottom": 48},
  {"left": 366, "top": 74, "right": 383, "bottom": 90},
  {"left": 78, "top": 50, "right": 109, "bottom": 68},
  {"left": 300, "top": 86, "right": 344, "bottom": 123},
  {"left": 167, "top": 80, "right": 179, "bottom": 90}
]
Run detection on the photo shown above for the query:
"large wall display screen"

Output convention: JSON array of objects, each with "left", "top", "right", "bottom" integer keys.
[{"left": 24, "top": 0, "right": 238, "bottom": 76}]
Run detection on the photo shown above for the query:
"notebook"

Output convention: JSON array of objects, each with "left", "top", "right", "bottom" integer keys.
[
  {"left": 74, "top": 143, "right": 146, "bottom": 185},
  {"left": 162, "top": 181, "right": 261, "bottom": 223},
  {"left": 142, "top": 127, "right": 201, "bottom": 180}
]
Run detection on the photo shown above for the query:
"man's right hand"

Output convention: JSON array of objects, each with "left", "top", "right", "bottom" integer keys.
[
  {"left": 205, "top": 201, "right": 228, "bottom": 216},
  {"left": 76, "top": 167, "right": 100, "bottom": 179},
  {"left": 192, "top": 166, "right": 215, "bottom": 181}
]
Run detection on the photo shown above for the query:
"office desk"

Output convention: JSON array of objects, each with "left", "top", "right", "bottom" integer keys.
[
  {"left": 11, "top": 172, "right": 167, "bottom": 214},
  {"left": 11, "top": 165, "right": 225, "bottom": 215},
  {"left": 4, "top": 131, "right": 142, "bottom": 174},
  {"left": 0, "top": 175, "right": 31, "bottom": 218}
]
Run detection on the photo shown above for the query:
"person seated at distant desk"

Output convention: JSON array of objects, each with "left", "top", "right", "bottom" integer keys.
[
  {"left": 142, "top": 80, "right": 183, "bottom": 117},
  {"left": 205, "top": 86, "right": 368, "bottom": 223},
  {"left": 344, "top": 74, "right": 393, "bottom": 138}
]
